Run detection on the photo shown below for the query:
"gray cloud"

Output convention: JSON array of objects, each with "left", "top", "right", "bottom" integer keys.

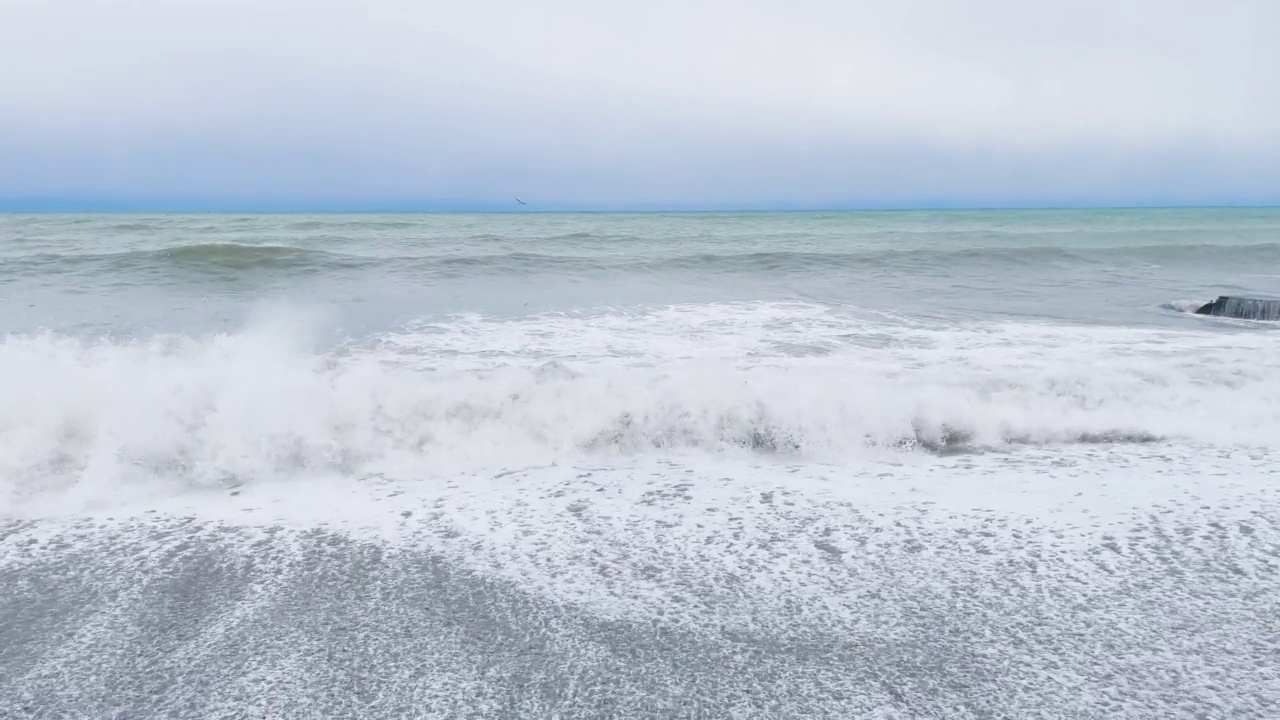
[{"left": 1, "top": 0, "right": 1277, "bottom": 208}]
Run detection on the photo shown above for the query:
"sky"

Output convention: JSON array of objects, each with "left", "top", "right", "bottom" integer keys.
[{"left": 1, "top": 0, "right": 1277, "bottom": 210}]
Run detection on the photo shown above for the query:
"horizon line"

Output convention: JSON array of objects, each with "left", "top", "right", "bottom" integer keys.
[{"left": 2, "top": 200, "right": 1278, "bottom": 214}]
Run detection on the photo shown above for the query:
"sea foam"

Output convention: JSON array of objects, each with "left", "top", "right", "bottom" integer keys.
[{"left": 2, "top": 302, "right": 1278, "bottom": 507}]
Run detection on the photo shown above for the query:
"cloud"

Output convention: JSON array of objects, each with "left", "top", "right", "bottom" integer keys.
[{"left": 1, "top": 0, "right": 1277, "bottom": 208}]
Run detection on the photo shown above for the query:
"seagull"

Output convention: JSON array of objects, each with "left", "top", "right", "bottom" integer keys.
[{"left": 515, "top": 197, "right": 527, "bottom": 206}]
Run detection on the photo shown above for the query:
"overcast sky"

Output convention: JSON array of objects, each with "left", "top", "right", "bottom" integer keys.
[{"left": 1, "top": 0, "right": 1277, "bottom": 210}]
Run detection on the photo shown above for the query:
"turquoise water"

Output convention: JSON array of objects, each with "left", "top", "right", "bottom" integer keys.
[{"left": 4, "top": 208, "right": 1279, "bottom": 337}]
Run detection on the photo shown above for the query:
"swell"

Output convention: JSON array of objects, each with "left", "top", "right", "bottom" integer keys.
[
  {"left": 642, "top": 241, "right": 1280, "bottom": 273},
  {"left": 7, "top": 241, "right": 1280, "bottom": 281},
  {"left": 427, "top": 240, "right": 1278, "bottom": 278},
  {"left": 5, "top": 244, "right": 378, "bottom": 275}
]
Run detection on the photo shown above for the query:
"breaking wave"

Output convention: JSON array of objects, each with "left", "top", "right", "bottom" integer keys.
[{"left": 3, "top": 303, "right": 1279, "bottom": 502}]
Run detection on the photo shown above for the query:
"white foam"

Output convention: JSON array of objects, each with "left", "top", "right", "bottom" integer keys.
[
  {"left": 2, "top": 301, "right": 1279, "bottom": 510},
  {"left": 7, "top": 450, "right": 1276, "bottom": 717},
  {"left": 1167, "top": 299, "right": 1208, "bottom": 314},
  {"left": 8, "top": 448, "right": 1276, "bottom": 631}
]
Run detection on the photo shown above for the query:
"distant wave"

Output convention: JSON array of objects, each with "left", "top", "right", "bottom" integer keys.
[
  {"left": 8, "top": 241, "right": 1280, "bottom": 281},
  {"left": 99, "top": 222, "right": 162, "bottom": 233},
  {"left": 428, "top": 241, "right": 1280, "bottom": 277},
  {"left": 7, "top": 239, "right": 1280, "bottom": 286},
  {"left": 5, "top": 243, "right": 378, "bottom": 276},
  {"left": 150, "top": 243, "right": 370, "bottom": 269}
]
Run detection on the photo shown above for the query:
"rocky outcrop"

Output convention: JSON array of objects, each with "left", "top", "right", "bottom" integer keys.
[{"left": 1195, "top": 296, "right": 1280, "bottom": 321}]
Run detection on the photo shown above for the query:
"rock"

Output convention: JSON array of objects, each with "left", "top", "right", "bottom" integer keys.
[{"left": 1195, "top": 296, "right": 1280, "bottom": 321}]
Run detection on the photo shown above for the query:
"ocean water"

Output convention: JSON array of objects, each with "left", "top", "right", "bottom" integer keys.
[{"left": 2, "top": 209, "right": 1278, "bottom": 718}]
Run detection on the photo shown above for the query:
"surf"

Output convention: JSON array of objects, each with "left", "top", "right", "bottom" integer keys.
[{"left": 3, "top": 303, "right": 1279, "bottom": 506}]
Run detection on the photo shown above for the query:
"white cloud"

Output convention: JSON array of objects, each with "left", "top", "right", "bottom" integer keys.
[{"left": 1, "top": 0, "right": 1276, "bottom": 206}]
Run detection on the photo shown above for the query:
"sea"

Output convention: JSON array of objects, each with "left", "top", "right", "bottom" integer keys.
[{"left": 1, "top": 209, "right": 1278, "bottom": 718}]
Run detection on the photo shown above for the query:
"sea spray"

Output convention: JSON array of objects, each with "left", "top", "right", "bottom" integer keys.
[{"left": 3, "top": 302, "right": 1279, "bottom": 505}]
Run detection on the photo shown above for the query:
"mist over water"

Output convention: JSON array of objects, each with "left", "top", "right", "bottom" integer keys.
[{"left": 3, "top": 209, "right": 1279, "bottom": 718}]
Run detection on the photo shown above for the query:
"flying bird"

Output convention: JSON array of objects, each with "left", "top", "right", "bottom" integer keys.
[{"left": 515, "top": 198, "right": 527, "bottom": 206}]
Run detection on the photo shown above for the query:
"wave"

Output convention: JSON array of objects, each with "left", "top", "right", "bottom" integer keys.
[
  {"left": 149, "top": 243, "right": 370, "bottom": 269},
  {"left": 466, "top": 241, "right": 1280, "bottom": 276},
  {"left": 652, "top": 241, "right": 1280, "bottom": 272},
  {"left": 7, "top": 243, "right": 378, "bottom": 276},
  {"left": 3, "top": 304, "right": 1279, "bottom": 501},
  {"left": 10, "top": 241, "right": 1280, "bottom": 282}
]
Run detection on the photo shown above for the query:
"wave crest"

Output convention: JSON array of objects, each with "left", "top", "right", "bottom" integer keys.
[
  {"left": 13, "top": 241, "right": 1280, "bottom": 282},
  {"left": 10, "top": 244, "right": 374, "bottom": 277},
  {"left": 3, "top": 305, "right": 1279, "bottom": 502}
]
